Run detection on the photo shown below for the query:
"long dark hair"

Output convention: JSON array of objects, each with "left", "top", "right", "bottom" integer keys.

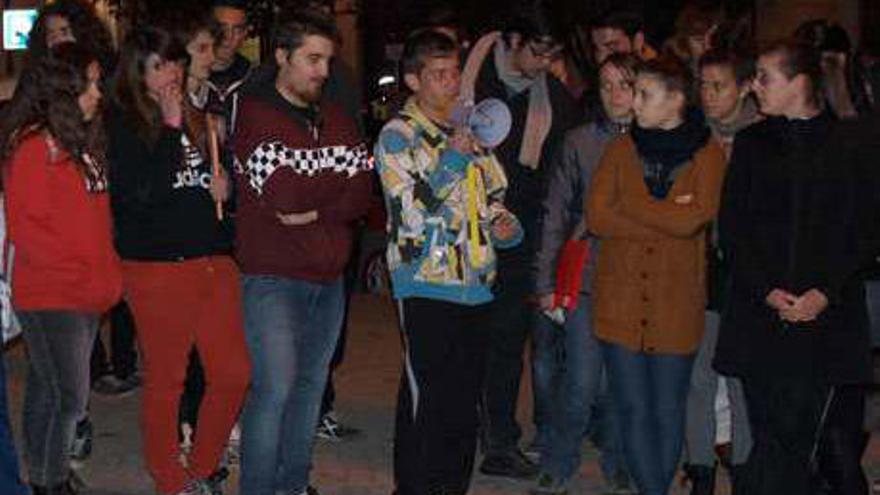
[
  {"left": 111, "top": 24, "right": 187, "bottom": 146},
  {"left": 26, "top": 0, "right": 116, "bottom": 75},
  {"left": 0, "top": 42, "right": 106, "bottom": 177},
  {"left": 154, "top": 8, "right": 221, "bottom": 154}
]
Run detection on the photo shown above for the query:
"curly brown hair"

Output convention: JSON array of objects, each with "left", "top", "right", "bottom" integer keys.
[{"left": 0, "top": 42, "right": 107, "bottom": 178}]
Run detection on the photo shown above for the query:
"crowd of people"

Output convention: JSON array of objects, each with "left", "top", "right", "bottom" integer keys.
[{"left": 0, "top": 1, "right": 878, "bottom": 495}]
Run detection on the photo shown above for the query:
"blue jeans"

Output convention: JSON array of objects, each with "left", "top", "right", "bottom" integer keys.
[
  {"left": 240, "top": 275, "right": 345, "bottom": 495},
  {"left": 603, "top": 342, "right": 694, "bottom": 495},
  {"left": 532, "top": 294, "right": 626, "bottom": 484},
  {"left": 0, "top": 353, "right": 26, "bottom": 494}
]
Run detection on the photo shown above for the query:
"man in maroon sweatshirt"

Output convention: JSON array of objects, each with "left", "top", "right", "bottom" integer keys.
[{"left": 231, "top": 8, "right": 372, "bottom": 495}]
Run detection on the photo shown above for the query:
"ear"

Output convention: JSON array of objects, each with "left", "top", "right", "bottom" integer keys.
[
  {"left": 404, "top": 72, "right": 421, "bottom": 94},
  {"left": 675, "top": 90, "right": 687, "bottom": 108},
  {"left": 274, "top": 48, "right": 289, "bottom": 67},
  {"left": 792, "top": 73, "right": 815, "bottom": 100}
]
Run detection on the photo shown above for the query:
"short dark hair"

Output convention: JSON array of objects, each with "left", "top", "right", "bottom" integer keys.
[
  {"left": 760, "top": 38, "right": 823, "bottom": 93},
  {"left": 273, "top": 7, "right": 339, "bottom": 54},
  {"left": 592, "top": 9, "right": 644, "bottom": 38},
  {"left": 153, "top": 5, "right": 220, "bottom": 49},
  {"left": 794, "top": 19, "right": 852, "bottom": 54},
  {"left": 637, "top": 55, "right": 693, "bottom": 106},
  {"left": 502, "top": 0, "right": 564, "bottom": 46},
  {"left": 598, "top": 52, "right": 640, "bottom": 82},
  {"left": 699, "top": 49, "right": 755, "bottom": 86},
  {"left": 400, "top": 29, "right": 458, "bottom": 78}
]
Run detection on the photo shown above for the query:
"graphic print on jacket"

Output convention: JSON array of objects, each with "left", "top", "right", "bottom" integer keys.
[
  {"left": 173, "top": 134, "right": 213, "bottom": 190},
  {"left": 375, "top": 99, "right": 522, "bottom": 305},
  {"left": 231, "top": 90, "right": 374, "bottom": 283}
]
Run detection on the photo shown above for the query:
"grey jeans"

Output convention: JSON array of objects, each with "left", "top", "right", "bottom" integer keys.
[
  {"left": 18, "top": 310, "right": 98, "bottom": 486},
  {"left": 685, "top": 311, "right": 752, "bottom": 466}
]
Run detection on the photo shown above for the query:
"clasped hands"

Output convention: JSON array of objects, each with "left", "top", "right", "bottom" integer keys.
[{"left": 766, "top": 288, "right": 829, "bottom": 323}]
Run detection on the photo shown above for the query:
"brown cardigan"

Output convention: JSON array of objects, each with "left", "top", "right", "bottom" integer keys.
[{"left": 586, "top": 135, "right": 727, "bottom": 355}]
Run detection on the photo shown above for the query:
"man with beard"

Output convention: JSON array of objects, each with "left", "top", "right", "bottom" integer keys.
[{"left": 231, "top": 9, "right": 373, "bottom": 495}]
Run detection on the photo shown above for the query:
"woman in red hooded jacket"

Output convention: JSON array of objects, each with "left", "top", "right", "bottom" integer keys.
[{"left": 0, "top": 43, "right": 121, "bottom": 495}]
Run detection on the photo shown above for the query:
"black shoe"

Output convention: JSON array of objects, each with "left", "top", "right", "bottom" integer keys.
[
  {"left": 684, "top": 464, "right": 716, "bottom": 495},
  {"left": 92, "top": 373, "right": 142, "bottom": 397},
  {"left": 479, "top": 449, "right": 539, "bottom": 480},
  {"left": 30, "top": 477, "right": 79, "bottom": 495},
  {"left": 203, "top": 467, "right": 229, "bottom": 495}
]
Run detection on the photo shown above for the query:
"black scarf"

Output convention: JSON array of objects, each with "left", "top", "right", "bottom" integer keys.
[{"left": 632, "top": 107, "right": 710, "bottom": 199}]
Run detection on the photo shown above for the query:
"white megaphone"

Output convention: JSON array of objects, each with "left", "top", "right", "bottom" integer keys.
[{"left": 451, "top": 98, "right": 512, "bottom": 149}]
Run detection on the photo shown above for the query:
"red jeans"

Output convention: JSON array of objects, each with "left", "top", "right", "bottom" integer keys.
[{"left": 122, "top": 256, "right": 250, "bottom": 494}]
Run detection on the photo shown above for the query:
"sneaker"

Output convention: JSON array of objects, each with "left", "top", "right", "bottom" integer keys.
[
  {"left": 203, "top": 468, "right": 229, "bottom": 495},
  {"left": 603, "top": 471, "right": 638, "bottom": 495},
  {"left": 523, "top": 438, "right": 543, "bottom": 463},
  {"left": 479, "top": 449, "right": 539, "bottom": 480},
  {"left": 92, "top": 374, "right": 142, "bottom": 397},
  {"left": 316, "top": 412, "right": 362, "bottom": 442},
  {"left": 223, "top": 423, "right": 241, "bottom": 466},
  {"left": 529, "top": 473, "right": 568, "bottom": 495},
  {"left": 180, "top": 422, "right": 194, "bottom": 455},
  {"left": 69, "top": 417, "right": 92, "bottom": 462}
]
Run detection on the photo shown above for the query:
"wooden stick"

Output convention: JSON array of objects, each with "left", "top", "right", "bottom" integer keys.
[{"left": 206, "top": 114, "right": 224, "bottom": 221}]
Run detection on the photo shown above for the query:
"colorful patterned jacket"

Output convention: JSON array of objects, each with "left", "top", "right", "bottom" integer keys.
[{"left": 375, "top": 99, "right": 522, "bottom": 305}]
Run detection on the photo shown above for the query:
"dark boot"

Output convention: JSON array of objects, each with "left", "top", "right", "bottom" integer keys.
[{"left": 686, "top": 464, "right": 716, "bottom": 495}]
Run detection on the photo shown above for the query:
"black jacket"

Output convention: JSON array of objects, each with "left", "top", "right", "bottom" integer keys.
[
  {"left": 472, "top": 55, "right": 581, "bottom": 280},
  {"left": 853, "top": 112, "right": 880, "bottom": 281},
  {"left": 713, "top": 112, "right": 871, "bottom": 384},
  {"left": 107, "top": 108, "right": 233, "bottom": 261}
]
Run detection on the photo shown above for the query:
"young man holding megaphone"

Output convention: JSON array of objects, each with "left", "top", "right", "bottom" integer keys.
[{"left": 375, "top": 28, "right": 522, "bottom": 495}]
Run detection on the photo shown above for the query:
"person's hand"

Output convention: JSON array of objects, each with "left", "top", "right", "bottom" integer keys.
[
  {"left": 449, "top": 128, "right": 476, "bottom": 154},
  {"left": 766, "top": 288, "right": 798, "bottom": 312},
  {"left": 276, "top": 210, "right": 318, "bottom": 226},
  {"left": 536, "top": 293, "right": 555, "bottom": 312},
  {"left": 491, "top": 213, "right": 518, "bottom": 242},
  {"left": 780, "top": 289, "right": 829, "bottom": 323},
  {"left": 209, "top": 169, "right": 230, "bottom": 203},
  {"left": 157, "top": 83, "right": 183, "bottom": 129}
]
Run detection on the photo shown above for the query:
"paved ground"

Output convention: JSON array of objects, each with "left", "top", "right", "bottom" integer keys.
[{"left": 5, "top": 293, "right": 880, "bottom": 494}]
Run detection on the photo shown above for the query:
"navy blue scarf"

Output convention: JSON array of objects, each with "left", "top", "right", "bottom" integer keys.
[{"left": 632, "top": 108, "right": 710, "bottom": 199}]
